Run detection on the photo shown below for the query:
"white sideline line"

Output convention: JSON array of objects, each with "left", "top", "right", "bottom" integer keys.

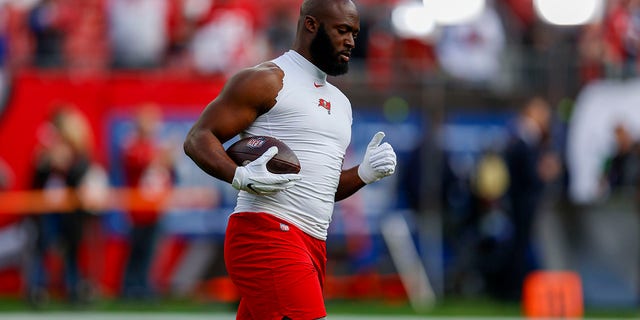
[{"left": 0, "top": 314, "right": 631, "bottom": 320}]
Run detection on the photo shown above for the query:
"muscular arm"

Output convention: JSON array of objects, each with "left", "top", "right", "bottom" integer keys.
[
  {"left": 183, "top": 63, "right": 284, "bottom": 184},
  {"left": 335, "top": 166, "right": 366, "bottom": 202}
]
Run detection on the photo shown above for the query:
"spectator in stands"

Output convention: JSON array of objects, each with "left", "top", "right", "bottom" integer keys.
[
  {"left": 602, "top": 0, "right": 640, "bottom": 78},
  {"left": 265, "top": 7, "right": 296, "bottom": 58},
  {"left": 603, "top": 0, "right": 628, "bottom": 77},
  {"left": 63, "top": 0, "right": 110, "bottom": 72},
  {"left": 188, "top": 0, "right": 265, "bottom": 75},
  {"left": 27, "top": 105, "right": 100, "bottom": 307},
  {"left": 164, "top": 0, "right": 201, "bottom": 72},
  {"left": 120, "top": 104, "right": 176, "bottom": 299},
  {"left": 28, "top": 0, "right": 71, "bottom": 68},
  {"left": 501, "top": 0, "right": 536, "bottom": 45},
  {"left": 106, "top": 0, "right": 169, "bottom": 69},
  {"left": 573, "top": 0, "right": 640, "bottom": 85},
  {"left": 358, "top": 3, "right": 391, "bottom": 90},
  {"left": 578, "top": 23, "right": 607, "bottom": 84},
  {"left": 624, "top": 0, "right": 640, "bottom": 76}
]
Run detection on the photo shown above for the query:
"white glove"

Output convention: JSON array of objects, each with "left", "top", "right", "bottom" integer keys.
[
  {"left": 232, "top": 146, "right": 301, "bottom": 195},
  {"left": 357, "top": 132, "right": 397, "bottom": 184}
]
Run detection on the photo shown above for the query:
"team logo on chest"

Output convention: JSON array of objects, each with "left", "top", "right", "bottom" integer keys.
[{"left": 318, "top": 98, "right": 331, "bottom": 114}]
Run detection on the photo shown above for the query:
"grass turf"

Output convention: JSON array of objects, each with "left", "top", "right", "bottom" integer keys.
[{"left": 0, "top": 296, "right": 637, "bottom": 318}]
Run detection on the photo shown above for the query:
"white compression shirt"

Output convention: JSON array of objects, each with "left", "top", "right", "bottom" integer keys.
[{"left": 233, "top": 50, "right": 352, "bottom": 240}]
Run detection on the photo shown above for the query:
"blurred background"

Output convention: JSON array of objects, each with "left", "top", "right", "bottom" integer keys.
[{"left": 0, "top": 0, "right": 639, "bottom": 318}]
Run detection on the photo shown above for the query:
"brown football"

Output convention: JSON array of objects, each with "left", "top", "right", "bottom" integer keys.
[{"left": 226, "top": 136, "right": 301, "bottom": 174}]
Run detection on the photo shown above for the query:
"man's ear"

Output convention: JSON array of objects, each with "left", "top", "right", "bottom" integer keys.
[{"left": 304, "top": 15, "right": 318, "bottom": 33}]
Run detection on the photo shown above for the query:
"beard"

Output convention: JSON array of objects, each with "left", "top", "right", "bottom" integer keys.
[{"left": 310, "top": 24, "right": 349, "bottom": 76}]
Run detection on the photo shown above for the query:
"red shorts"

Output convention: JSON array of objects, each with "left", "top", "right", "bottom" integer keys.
[{"left": 224, "top": 212, "right": 327, "bottom": 320}]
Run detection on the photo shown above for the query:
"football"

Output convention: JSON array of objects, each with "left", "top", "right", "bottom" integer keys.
[{"left": 226, "top": 136, "right": 301, "bottom": 174}]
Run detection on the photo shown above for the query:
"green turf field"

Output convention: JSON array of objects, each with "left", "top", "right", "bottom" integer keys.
[{"left": 0, "top": 297, "right": 638, "bottom": 319}]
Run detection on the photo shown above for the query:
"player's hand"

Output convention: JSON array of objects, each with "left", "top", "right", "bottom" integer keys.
[
  {"left": 232, "top": 146, "right": 302, "bottom": 195},
  {"left": 358, "top": 132, "right": 397, "bottom": 184}
]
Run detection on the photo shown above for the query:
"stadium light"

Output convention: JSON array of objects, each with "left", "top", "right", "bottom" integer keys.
[
  {"left": 391, "top": 2, "right": 436, "bottom": 39},
  {"left": 534, "top": 0, "right": 604, "bottom": 26},
  {"left": 423, "top": 0, "right": 486, "bottom": 25}
]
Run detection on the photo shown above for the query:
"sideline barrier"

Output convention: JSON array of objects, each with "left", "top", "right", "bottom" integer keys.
[{"left": 0, "top": 187, "right": 219, "bottom": 214}]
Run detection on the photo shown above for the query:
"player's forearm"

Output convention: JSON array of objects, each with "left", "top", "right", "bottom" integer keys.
[
  {"left": 335, "top": 166, "right": 366, "bottom": 202},
  {"left": 183, "top": 128, "right": 236, "bottom": 184}
]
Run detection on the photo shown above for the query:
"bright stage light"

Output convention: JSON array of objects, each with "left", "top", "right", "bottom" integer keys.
[
  {"left": 534, "top": 0, "right": 604, "bottom": 25},
  {"left": 423, "top": 0, "right": 486, "bottom": 25},
  {"left": 391, "top": 2, "right": 436, "bottom": 38}
]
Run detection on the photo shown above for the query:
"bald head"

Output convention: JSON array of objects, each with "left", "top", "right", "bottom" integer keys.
[
  {"left": 293, "top": 0, "right": 359, "bottom": 75},
  {"left": 297, "top": 0, "right": 358, "bottom": 34},
  {"left": 300, "top": 0, "right": 352, "bottom": 17},
  {"left": 300, "top": 0, "right": 324, "bottom": 17}
]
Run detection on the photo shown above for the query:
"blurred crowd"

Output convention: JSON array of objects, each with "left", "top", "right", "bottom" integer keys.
[
  {"left": 578, "top": 0, "right": 640, "bottom": 82},
  {"left": 0, "top": 0, "right": 635, "bottom": 87},
  {"left": 0, "top": 103, "right": 177, "bottom": 306},
  {"left": 439, "top": 91, "right": 640, "bottom": 303},
  {"left": 0, "top": 0, "right": 302, "bottom": 75}
]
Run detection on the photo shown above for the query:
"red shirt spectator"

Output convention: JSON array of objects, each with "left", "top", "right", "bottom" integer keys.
[{"left": 121, "top": 105, "right": 174, "bottom": 226}]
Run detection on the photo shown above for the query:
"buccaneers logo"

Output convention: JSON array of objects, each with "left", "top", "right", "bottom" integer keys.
[{"left": 318, "top": 98, "right": 331, "bottom": 114}]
